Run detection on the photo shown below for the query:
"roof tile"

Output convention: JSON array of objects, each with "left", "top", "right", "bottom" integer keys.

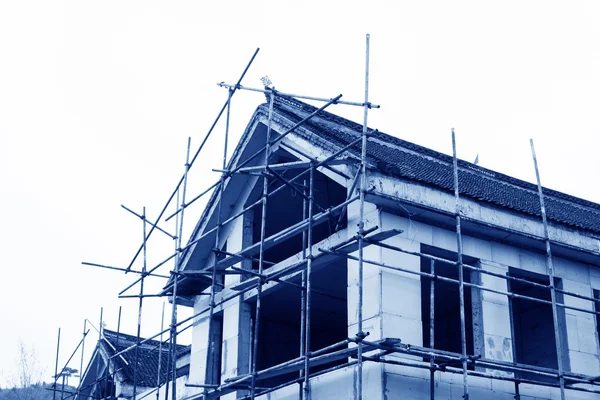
[{"left": 267, "top": 95, "right": 600, "bottom": 234}]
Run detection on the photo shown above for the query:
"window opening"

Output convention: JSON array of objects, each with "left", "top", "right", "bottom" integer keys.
[
  {"left": 509, "top": 268, "right": 568, "bottom": 382},
  {"left": 420, "top": 245, "right": 478, "bottom": 366},
  {"left": 249, "top": 257, "right": 347, "bottom": 387}
]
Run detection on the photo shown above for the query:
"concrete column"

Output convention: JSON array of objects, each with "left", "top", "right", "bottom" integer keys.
[
  {"left": 346, "top": 200, "right": 385, "bottom": 398},
  {"left": 188, "top": 309, "right": 211, "bottom": 395},
  {"left": 349, "top": 209, "right": 425, "bottom": 345},
  {"left": 220, "top": 212, "right": 253, "bottom": 400},
  {"left": 473, "top": 260, "right": 514, "bottom": 376},
  {"left": 347, "top": 200, "right": 381, "bottom": 340},
  {"left": 560, "top": 271, "right": 600, "bottom": 376},
  {"left": 379, "top": 212, "right": 423, "bottom": 352}
]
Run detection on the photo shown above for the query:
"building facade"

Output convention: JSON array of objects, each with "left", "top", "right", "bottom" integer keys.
[
  {"left": 163, "top": 95, "right": 600, "bottom": 400},
  {"left": 77, "top": 94, "right": 600, "bottom": 400}
]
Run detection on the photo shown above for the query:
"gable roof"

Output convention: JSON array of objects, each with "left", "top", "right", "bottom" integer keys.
[
  {"left": 101, "top": 329, "right": 190, "bottom": 387},
  {"left": 266, "top": 95, "right": 600, "bottom": 234},
  {"left": 175, "top": 92, "right": 600, "bottom": 281}
]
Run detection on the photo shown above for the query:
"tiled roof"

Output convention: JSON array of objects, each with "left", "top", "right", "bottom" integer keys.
[
  {"left": 101, "top": 329, "right": 190, "bottom": 387},
  {"left": 265, "top": 95, "right": 600, "bottom": 234}
]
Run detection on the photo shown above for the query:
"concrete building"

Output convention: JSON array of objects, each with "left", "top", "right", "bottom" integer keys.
[
  {"left": 159, "top": 94, "right": 600, "bottom": 400},
  {"left": 78, "top": 93, "right": 600, "bottom": 400}
]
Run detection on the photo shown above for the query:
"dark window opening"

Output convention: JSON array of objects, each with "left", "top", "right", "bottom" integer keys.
[
  {"left": 594, "top": 290, "right": 600, "bottom": 356},
  {"left": 509, "top": 268, "right": 568, "bottom": 382},
  {"left": 249, "top": 257, "right": 348, "bottom": 388},
  {"left": 98, "top": 377, "right": 115, "bottom": 400},
  {"left": 205, "top": 314, "right": 224, "bottom": 385},
  {"left": 250, "top": 151, "right": 346, "bottom": 267},
  {"left": 420, "top": 245, "right": 478, "bottom": 366}
]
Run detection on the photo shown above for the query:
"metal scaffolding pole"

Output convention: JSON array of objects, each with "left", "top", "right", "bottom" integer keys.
[
  {"left": 530, "top": 139, "right": 567, "bottom": 400},
  {"left": 94, "top": 308, "right": 103, "bottom": 400},
  {"left": 102, "top": 340, "right": 110, "bottom": 400},
  {"left": 202, "top": 87, "right": 233, "bottom": 397},
  {"left": 156, "top": 302, "right": 166, "bottom": 400},
  {"left": 133, "top": 206, "right": 148, "bottom": 400},
  {"left": 217, "top": 82, "right": 380, "bottom": 109},
  {"left": 451, "top": 128, "right": 470, "bottom": 400},
  {"left": 164, "top": 188, "right": 180, "bottom": 400},
  {"left": 356, "top": 32, "right": 371, "bottom": 400},
  {"left": 78, "top": 320, "right": 86, "bottom": 400},
  {"left": 302, "top": 166, "right": 315, "bottom": 400},
  {"left": 82, "top": 262, "right": 169, "bottom": 279},
  {"left": 114, "top": 306, "right": 122, "bottom": 398},
  {"left": 53, "top": 328, "right": 61, "bottom": 400},
  {"left": 299, "top": 178, "right": 308, "bottom": 398},
  {"left": 429, "top": 259, "right": 436, "bottom": 400},
  {"left": 171, "top": 138, "right": 192, "bottom": 400},
  {"left": 250, "top": 89, "right": 275, "bottom": 399}
]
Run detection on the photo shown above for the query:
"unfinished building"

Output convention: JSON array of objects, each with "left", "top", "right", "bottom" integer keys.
[
  {"left": 163, "top": 93, "right": 600, "bottom": 400},
  {"left": 71, "top": 41, "right": 600, "bottom": 400}
]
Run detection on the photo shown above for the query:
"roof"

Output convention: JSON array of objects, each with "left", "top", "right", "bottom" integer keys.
[
  {"left": 174, "top": 92, "right": 600, "bottom": 283},
  {"left": 265, "top": 94, "right": 600, "bottom": 234},
  {"left": 101, "top": 329, "right": 190, "bottom": 387}
]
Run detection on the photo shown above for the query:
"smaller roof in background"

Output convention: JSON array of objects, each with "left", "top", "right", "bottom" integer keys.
[{"left": 101, "top": 329, "right": 190, "bottom": 387}]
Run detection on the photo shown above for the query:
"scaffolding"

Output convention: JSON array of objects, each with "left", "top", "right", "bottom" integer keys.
[{"left": 48, "top": 35, "right": 600, "bottom": 400}]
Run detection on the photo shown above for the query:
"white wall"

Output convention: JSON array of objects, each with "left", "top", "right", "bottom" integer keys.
[
  {"left": 185, "top": 177, "right": 600, "bottom": 399},
  {"left": 375, "top": 209, "right": 600, "bottom": 399}
]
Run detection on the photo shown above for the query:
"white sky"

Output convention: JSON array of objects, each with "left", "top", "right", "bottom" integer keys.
[{"left": 1, "top": 0, "right": 599, "bottom": 386}]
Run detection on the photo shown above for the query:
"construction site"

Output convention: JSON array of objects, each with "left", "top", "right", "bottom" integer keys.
[{"left": 48, "top": 36, "right": 600, "bottom": 400}]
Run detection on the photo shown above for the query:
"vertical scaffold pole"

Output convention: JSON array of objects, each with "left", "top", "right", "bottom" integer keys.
[
  {"left": 60, "top": 372, "right": 66, "bottom": 400},
  {"left": 113, "top": 306, "right": 122, "bottom": 399},
  {"left": 303, "top": 166, "right": 315, "bottom": 400},
  {"left": 79, "top": 320, "right": 86, "bottom": 394},
  {"left": 530, "top": 139, "right": 566, "bottom": 400},
  {"left": 429, "top": 259, "right": 436, "bottom": 400},
  {"left": 171, "top": 138, "right": 191, "bottom": 400},
  {"left": 165, "top": 189, "right": 180, "bottom": 400},
  {"left": 203, "top": 88, "right": 233, "bottom": 397},
  {"left": 95, "top": 308, "right": 103, "bottom": 400},
  {"left": 133, "top": 206, "right": 148, "bottom": 400},
  {"left": 103, "top": 308, "right": 119, "bottom": 400},
  {"left": 250, "top": 89, "right": 275, "bottom": 399},
  {"left": 299, "top": 179, "right": 308, "bottom": 398},
  {"left": 116, "top": 306, "right": 122, "bottom": 345},
  {"left": 356, "top": 32, "right": 370, "bottom": 400},
  {"left": 451, "top": 128, "right": 469, "bottom": 400},
  {"left": 53, "top": 328, "right": 61, "bottom": 400},
  {"left": 157, "top": 302, "right": 165, "bottom": 400}
]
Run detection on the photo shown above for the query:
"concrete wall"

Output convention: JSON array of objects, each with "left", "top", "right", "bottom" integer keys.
[
  {"left": 371, "top": 209, "right": 600, "bottom": 399},
  {"left": 186, "top": 170, "right": 600, "bottom": 399},
  {"left": 255, "top": 363, "right": 383, "bottom": 400}
]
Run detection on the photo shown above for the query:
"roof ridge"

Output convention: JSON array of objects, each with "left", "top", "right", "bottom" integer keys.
[
  {"left": 103, "top": 329, "right": 189, "bottom": 351},
  {"left": 270, "top": 95, "right": 600, "bottom": 213}
]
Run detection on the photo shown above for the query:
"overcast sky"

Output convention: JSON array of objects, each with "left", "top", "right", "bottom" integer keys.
[{"left": 1, "top": 1, "right": 599, "bottom": 386}]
